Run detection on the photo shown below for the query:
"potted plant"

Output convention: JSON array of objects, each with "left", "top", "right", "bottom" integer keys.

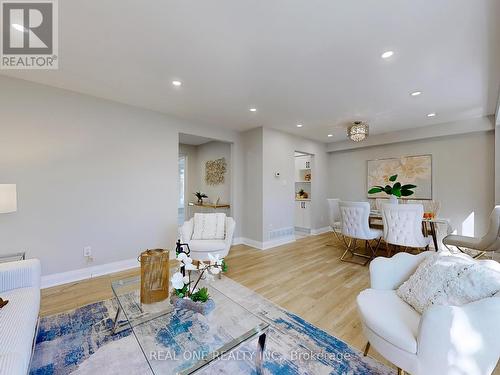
[
  {"left": 170, "top": 252, "right": 224, "bottom": 315},
  {"left": 297, "top": 189, "right": 309, "bottom": 199},
  {"left": 368, "top": 174, "right": 416, "bottom": 204},
  {"left": 194, "top": 191, "right": 208, "bottom": 204}
]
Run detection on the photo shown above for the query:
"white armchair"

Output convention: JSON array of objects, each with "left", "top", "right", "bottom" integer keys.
[
  {"left": 357, "top": 252, "right": 500, "bottom": 375},
  {"left": 179, "top": 216, "right": 236, "bottom": 261},
  {"left": 0, "top": 259, "right": 41, "bottom": 375}
]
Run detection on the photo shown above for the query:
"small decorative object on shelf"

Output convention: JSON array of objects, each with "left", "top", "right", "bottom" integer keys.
[
  {"left": 297, "top": 189, "right": 309, "bottom": 199},
  {"left": 139, "top": 249, "right": 170, "bottom": 304},
  {"left": 304, "top": 173, "right": 311, "bottom": 181},
  {"left": 368, "top": 174, "right": 416, "bottom": 204},
  {"left": 170, "top": 247, "right": 224, "bottom": 315},
  {"left": 194, "top": 191, "right": 208, "bottom": 204}
]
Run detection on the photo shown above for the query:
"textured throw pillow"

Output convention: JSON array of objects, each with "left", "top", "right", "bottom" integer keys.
[
  {"left": 397, "top": 253, "right": 500, "bottom": 314},
  {"left": 191, "top": 213, "right": 226, "bottom": 240}
]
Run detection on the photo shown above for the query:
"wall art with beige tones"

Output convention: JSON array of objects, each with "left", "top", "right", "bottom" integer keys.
[{"left": 367, "top": 155, "right": 432, "bottom": 199}]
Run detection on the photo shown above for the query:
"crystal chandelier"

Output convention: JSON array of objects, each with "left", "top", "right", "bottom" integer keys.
[{"left": 347, "top": 121, "right": 369, "bottom": 142}]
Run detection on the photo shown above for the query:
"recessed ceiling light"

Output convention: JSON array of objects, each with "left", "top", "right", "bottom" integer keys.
[
  {"left": 12, "top": 23, "right": 25, "bottom": 32},
  {"left": 172, "top": 80, "right": 182, "bottom": 87},
  {"left": 296, "top": 124, "right": 303, "bottom": 128},
  {"left": 249, "top": 108, "right": 257, "bottom": 112},
  {"left": 410, "top": 91, "right": 422, "bottom": 96},
  {"left": 327, "top": 134, "right": 333, "bottom": 137},
  {"left": 427, "top": 112, "right": 436, "bottom": 117},
  {"left": 381, "top": 51, "right": 394, "bottom": 59}
]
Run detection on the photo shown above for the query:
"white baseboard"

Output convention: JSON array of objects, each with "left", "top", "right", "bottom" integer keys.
[
  {"left": 41, "top": 258, "right": 139, "bottom": 289},
  {"left": 232, "top": 237, "right": 243, "bottom": 245},
  {"left": 311, "top": 226, "right": 332, "bottom": 235},
  {"left": 238, "top": 235, "right": 296, "bottom": 250}
]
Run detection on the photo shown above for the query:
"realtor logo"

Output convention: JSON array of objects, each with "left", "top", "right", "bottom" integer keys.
[{"left": 1, "top": 0, "right": 58, "bottom": 69}]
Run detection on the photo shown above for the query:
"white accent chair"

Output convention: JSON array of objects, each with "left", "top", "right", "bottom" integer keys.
[
  {"left": 327, "top": 198, "right": 342, "bottom": 242},
  {"left": 0, "top": 259, "right": 41, "bottom": 375},
  {"left": 443, "top": 205, "right": 500, "bottom": 259},
  {"left": 381, "top": 204, "right": 430, "bottom": 256},
  {"left": 179, "top": 216, "right": 236, "bottom": 261},
  {"left": 338, "top": 201, "right": 383, "bottom": 265},
  {"left": 357, "top": 252, "right": 500, "bottom": 375}
]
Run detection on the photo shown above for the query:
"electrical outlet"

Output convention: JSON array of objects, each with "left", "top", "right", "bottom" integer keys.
[{"left": 83, "top": 246, "right": 92, "bottom": 257}]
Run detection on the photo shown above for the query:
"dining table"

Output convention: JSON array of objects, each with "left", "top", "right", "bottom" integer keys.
[{"left": 368, "top": 209, "right": 452, "bottom": 251}]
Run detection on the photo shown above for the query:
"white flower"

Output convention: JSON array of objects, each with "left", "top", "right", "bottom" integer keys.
[
  {"left": 182, "top": 275, "right": 190, "bottom": 284},
  {"left": 209, "top": 267, "right": 221, "bottom": 275},
  {"left": 171, "top": 272, "right": 185, "bottom": 290},
  {"left": 185, "top": 262, "right": 197, "bottom": 271},
  {"left": 177, "top": 252, "right": 188, "bottom": 262},
  {"left": 208, "top": 253, "right": 223, "bottom": 266}
]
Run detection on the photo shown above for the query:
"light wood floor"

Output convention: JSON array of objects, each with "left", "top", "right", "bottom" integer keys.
[{"left": 41, "top": 232, "right": 500, "bottom": 373}]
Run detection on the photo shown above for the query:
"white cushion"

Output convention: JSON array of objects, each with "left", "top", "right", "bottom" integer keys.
[
  {"left": 397, "top": 253, "right": 500, "bottom": 314},
  {"left": 188, "top": 240, "right": 226, "bottom": 253},
  {"left": 0, "top": 287, "right": 40, "bottom": 374},
  {"left": 357, "top": 289, "right": 420, "bottom": 354},
  {"left": 192, "top": 213, "right": 226, "bottom": 240}
]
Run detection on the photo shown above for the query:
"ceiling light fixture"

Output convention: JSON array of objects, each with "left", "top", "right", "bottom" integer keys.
[
  {"left": 410, "top": 91, "right": 422, "bottom": 96},
  {"left": 427, "top": 113, "right": 436, "bottom": 117},
  {"left": 172, "top": 80, "right": 182, "bottom": 87},
  {"left": 381, "top": 51, "right": 394, "bottom": 59},
  {"left": 327, "top": 134, "right": 333, "bottom": 137},
  {"left": 249, "top": 108, "right": 257, "bottom": 112},
  {"left": 296, "top": 124, "right": 303, "bottom": 128},
  {"left": 347, "top": 121, "right": 369, "bottom": 142}
]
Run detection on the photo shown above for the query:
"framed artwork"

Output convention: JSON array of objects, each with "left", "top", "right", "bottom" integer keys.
[
  {"left": 367, "top": 154, "right": 432, "bottom": 199},
  {"left": 205, "top": 157, "right": 227, "bottom": 185}
]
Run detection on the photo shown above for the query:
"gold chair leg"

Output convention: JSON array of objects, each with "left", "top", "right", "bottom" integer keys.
[
  {"left": 397, "top": 368, "right": 405, "bottom": 375},
  {"left": 363, "top": 342, "right": 370, "bottom": 356}
]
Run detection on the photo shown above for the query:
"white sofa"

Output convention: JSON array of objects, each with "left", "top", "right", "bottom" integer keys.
[
  {"left": 357, "top": 252, "right": 500, "bottom": 375},
  {"left": 179, "top": 216, "right": 235, "bottom": 261},
  {"left": 0, "top": 259, "right": 41, "bottom": 375}
]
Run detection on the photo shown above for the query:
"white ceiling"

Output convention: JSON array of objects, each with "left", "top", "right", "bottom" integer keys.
[{"left": 3, "top": 0, "right": 500, "bottom": 143}]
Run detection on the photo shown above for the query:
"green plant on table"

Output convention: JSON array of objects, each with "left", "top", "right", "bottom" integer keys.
[{"left": 368, "top": 174, "right": 416, "bottom": 197}]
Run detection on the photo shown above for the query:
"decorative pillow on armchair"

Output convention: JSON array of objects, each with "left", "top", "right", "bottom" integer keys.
[
  {"left": 397, "top": 252, "right": 500, "bottom": 314},
  {"left": 192, "top": 213, "right": 226, "bottom": 240}
]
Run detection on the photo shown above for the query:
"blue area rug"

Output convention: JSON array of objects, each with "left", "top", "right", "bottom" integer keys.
[{"left": 30, "top": 277, "right": 393, "bottom": 374}]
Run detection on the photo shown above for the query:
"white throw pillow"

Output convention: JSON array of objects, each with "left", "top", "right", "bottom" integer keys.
[
  {"left": 191, "top": 213, "right": 226, "bottom": 240},
  {"left": 397, "top": 253, "right": 500, "bottom": 314}
]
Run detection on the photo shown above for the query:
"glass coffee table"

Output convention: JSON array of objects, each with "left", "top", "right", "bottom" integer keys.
[{"left": 111, "top": 276, "right": 269, "bottom": 375}]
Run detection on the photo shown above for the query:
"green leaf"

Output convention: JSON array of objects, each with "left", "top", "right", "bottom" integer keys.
[
  {"left": 401, "top": 184, "right": 417, "bottom": 190},
  {"left": 368, "top": 187, "right": 383, "bottom": 194},
  {"left": 389, "top": 174, "right": 398, "bottom": 182},
  {"left": 191, "top": 287, "right": 210, "bottom": 302},
  {"left": 393, "top": 190, "right": 402, "bottom": 197},
  {"left": 393, "top": 182, "right": 401, "bottom": 190},
  {"left": 401, "top": 190, "right": 415, "bottom": 196},
  {"left": 384, "top": 185, "right": 393, "bottom": 195}
]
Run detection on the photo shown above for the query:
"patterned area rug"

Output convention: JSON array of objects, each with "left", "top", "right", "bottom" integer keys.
[{"left": 30, "top": 277, "right": 393, "bottom": 374}]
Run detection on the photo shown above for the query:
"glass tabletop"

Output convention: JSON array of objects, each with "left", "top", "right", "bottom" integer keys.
[{"left": 111, "top": 275, "right": 269, "bottom": 375}]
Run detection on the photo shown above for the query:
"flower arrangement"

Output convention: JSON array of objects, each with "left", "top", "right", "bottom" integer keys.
[
  {"left": 171, "top": 252, "right": 224, "bottom": 304},
  {"left": 368, "top": 174, "right": 416, "bottom": 198}
]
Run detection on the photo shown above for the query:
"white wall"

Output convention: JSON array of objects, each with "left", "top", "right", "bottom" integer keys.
[
  {"left": 0, "top": 76, "right": 244, "bottom": 276},
  {"left": 241, "top": 127, "right": 263, "bottom": 242},
  {"left": 328, "top": 131, "right": 495, "bottom": 237},
  {"left": 262, "top": 128, "right": 330, "bottom": 241},
  {"left": 195, "top": 141, "right": 231, "bottom": 204}
]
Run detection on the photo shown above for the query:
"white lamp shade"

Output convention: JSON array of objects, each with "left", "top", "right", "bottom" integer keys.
[{"left": 0, "top": 184, "right": 17, "bottom": 213}]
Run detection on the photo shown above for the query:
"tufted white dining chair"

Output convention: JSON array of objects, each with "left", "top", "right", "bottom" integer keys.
[
  {"left": 327, "top": 198, "right": 342, "bottom": 243},
  {"left": 381, "top": 204, "right": 430, "bottom": 256},
  {"left": 339, "top": 201, "right": 383, "bottom": 265}
]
